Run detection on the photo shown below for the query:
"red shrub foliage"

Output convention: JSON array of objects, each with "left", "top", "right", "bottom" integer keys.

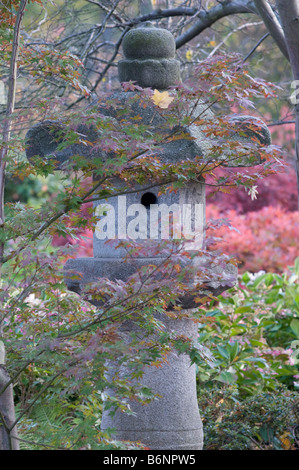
[
  {"left": 206, "top": 109, "right": 298, "bottom": 273},
  {"left": 206, "top": 204, "right": 299, "bottom": 273},
  {"left": 206, "top": 105, "right": 297, "bottom": 213},
  {"left": 206, "top": 166, "right": 298, "bottom": 213}
]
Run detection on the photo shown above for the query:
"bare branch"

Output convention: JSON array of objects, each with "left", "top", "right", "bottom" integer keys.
[
  {"left": 67, "top": 26, "right": 130, "bottom": 108},
  {"left": 242, "top": 31, "right": 270, "bottom": 63},
  {"left": 267, "top": 120, "right": 295, "bottom": 127},
  {"left": 208, "top": 20, "right": 264, "bottom": 58},
  {"left": 254, "top": 0, "right": 289, "bottom": 60},
  {"left": 175, "top": 0, "right": 257, "bottom": 49}
]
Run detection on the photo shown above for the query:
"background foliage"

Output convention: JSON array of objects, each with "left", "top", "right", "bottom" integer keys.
[{"left": 1, "top": 0, "right": 298, "bottom": 451}]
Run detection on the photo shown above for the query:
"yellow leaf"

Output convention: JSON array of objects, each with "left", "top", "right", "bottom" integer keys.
[
  {"left": 280, "top": 437, "right": 291, "bottom": 450},
  {"left": 186, "top": 49, "right": 193, "bottom": 61},
  {"left": 280, "top": 431, "right": 292, "bottom": 450},
  {"left": 174, "top": 264, "right": 181, "bottom": 273},
  {"left": 151, "top": 89, "right": 174, "bottom": 109}
]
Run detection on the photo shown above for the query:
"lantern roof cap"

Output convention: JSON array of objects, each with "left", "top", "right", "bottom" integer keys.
[{"left": 118, "top": 24, "right": 181, "bottom": 90}]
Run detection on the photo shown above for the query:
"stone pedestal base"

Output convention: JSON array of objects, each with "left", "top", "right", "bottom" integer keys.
[
  {"left": 63, "top": 257, "right": 236, "bottom": 450},
  {"left": 101, "top": 316, "right": 203, "bottom": 451}
]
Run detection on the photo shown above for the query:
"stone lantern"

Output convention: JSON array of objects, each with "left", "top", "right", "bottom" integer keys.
[{"left": 25, "top": 24, "right": 271, "bottom": 451}]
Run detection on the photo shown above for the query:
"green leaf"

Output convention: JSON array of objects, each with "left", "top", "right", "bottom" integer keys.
[
  {"left": 252, "top": 274, "right": 267, "bottom": 289},
  {"left": 205, "top": 309, "right": 223, "bottom": 317},
  {"left": 250, "top": 339, "right": 266, "bottom": 347},
  {"left": 216, "top": 345, "right": 230, "bottom": 360},
  {"left": 259, "top": 425, "right": 274, "bottom": 443},
  {"left": 215, "top": 371, "right": 237, "bottom": 385},
  {"left": 242, "top": 272, "right": 251, "bottom": 283},
  {"left": 235, "top": 306, "right": 252, "bottom": 313},
  {"left": 274, "top": 367, "right": 297, "bottom": 376},
  {"left": 273, "top": 273, "right": 283, "bottom": 285},
  {"left": 243, "top": 357, "right": 268, "bottom": 367},
  {"left": 290, "top": 319, "right": 299, "bottom": 337},
  {"left": 265, "top": 273, "right": 274, "bottom": 287},
  {"left": 230, "top": 326, "right": 247, "bottom": 336},
  {"left": 229, "top": 342, "right": 239, "bottom": 362}
]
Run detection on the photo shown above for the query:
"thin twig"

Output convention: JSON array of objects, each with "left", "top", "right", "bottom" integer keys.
[{"left": 242, "top": 32, "right": 270, "bottom": 63}]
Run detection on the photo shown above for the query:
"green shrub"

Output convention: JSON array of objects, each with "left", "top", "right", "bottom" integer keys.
[
  {"left": 196, "top": 258, "right": 299, "bottom": 397},
  {"left": 198, "top": 384, "right": 298, "bottom": 450}
]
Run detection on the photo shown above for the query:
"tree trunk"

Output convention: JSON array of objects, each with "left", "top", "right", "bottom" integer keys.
[
  {"left": 0, "top": 365, "right": 19, "bottom": 450},
  {"left": 0, "top": 0, "right": 28, "bottom": 450},
  {"left": 254, "top": 0, "right": 289, "bottom": 60},
  {"left": 276, "top": 0, "right": 299, "bottom": 209}
]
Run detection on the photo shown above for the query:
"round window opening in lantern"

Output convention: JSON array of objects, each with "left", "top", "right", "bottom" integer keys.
[{"left": 141, "top": 192, "right": 158, "bottom": 208}]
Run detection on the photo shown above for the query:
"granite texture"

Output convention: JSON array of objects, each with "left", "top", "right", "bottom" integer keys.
[
  {"left": 25, "top": 120, "right": 99, "bottom": 168},
  {"left": 118, "top": 58, "right": 181, "bottom": 90},
  {"left": 92, "top": 180, "right": 205, "bottom": 258},
  {"left": 25, "top": 95, "right": 271, "bottom": 169},
  {"left": 118, "top": 25, "right": 180, "bottom": 89},
  {"left": 99, "top": 91, "right": 271, "bottom": 167},
  {"left": 101, "top": 315, "right": 204, "bottom": 450},
  {"left": 122, "top": 26, "right": 176, "bottom": 59},
  {"left": 64, "top": 257, "right": 237, "bottom": 309}
]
